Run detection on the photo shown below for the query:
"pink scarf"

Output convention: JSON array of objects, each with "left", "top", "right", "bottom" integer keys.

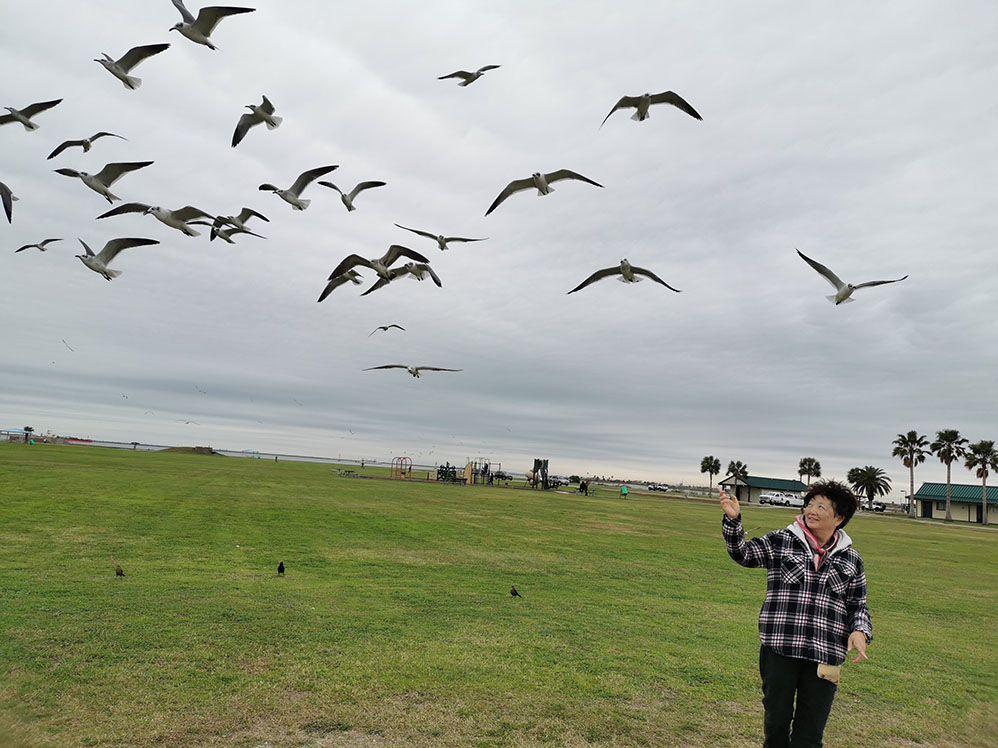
[{"left": 796, "top": 517, "right": 838, "bottom": 570}]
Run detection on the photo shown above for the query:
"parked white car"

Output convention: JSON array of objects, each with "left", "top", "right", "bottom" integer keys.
[{"left": 759, "top": 492, "right": 804, "bottom": 507}]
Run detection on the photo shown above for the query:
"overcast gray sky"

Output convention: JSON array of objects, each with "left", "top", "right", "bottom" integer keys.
[{"left": 2, "top": 1, "right": 996, "bottom": 493}]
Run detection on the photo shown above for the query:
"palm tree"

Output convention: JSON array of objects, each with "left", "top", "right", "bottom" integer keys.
[
  {"left": 23, "top": 426, "right": 34, "bottom": 444},
  {"left": 964, "top": 440, "right": 998, "bottom": 526},
  {"left": 847, "top": 465, "right": 892, "bottom": 509},
  {"left": 798, "top": 457, "right": 821, "bottom": 485},
  {"left": 930, "top": 429, "right": 968, "bottom": 522},
  {"left": 700, "top": 455, "right": 721, "bottom": 490},
  {"left": 892, "top": 430, "right": 929, "bottom": 518},
  {"left": 727, "top": 460, "right": 748, "bottom": 481}
]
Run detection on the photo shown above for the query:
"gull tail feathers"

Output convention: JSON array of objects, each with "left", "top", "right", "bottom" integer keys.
[
  {"left": 295, "top": 198, "right": 310, "bottom": 210},
  {"left": 124, "top": 75, "right": 142, "bottom": 90},
  {"left": 105, "top": 268, "right": 122, "bottom": 279},
  {"left": 827, "top": 295, "right": 854, "bottom": 305},
  {"left": 266, "top": 116, "right": 282, "bottom": 129},
  {"left": 631, "top": 110, "right": 649, "bottom": 122}
]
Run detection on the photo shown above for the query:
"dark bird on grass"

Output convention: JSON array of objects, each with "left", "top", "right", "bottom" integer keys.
[
  {"left": 599, "top": 90, "right": 703, "bottom": 128},
  {"left": 277, "top": 561, "right": 284, "bottom": 575},
  {"left": 170, "top": 0, "right": 255, "bottom": 50},
  {"left": 16, "top": 238, "right": 62, "bottom": 253},
  {"left": 316, "top": 269, "right": 363, "bottom": 302},
  {"left": 796, "top": 248, "right": 908, "bottom": 305},
  {"left": 369, "top": 324, "right": 405, "bottom": 336},
  {"left": 115, "top": 565, "right": 125, "bottom": 576},
  {"left": 0, "top": 181, "right": 17, "bottom": 223},
  {"left": 363, "top": 364, "right": 462, "bottom": 378},
  {"left": 486, "top": 169, "right": 603, "bottom": 216},
  {"left": 567, "top": 258, "right": 681, "bottom": 294},
  {"left": 47, "top": 132, "right": 127, "bottom": 159},
  {"left": 393, "top": 223, "right": 487, "bottom": 251},
  {"left": 231, "top": 95, "right": 281, "bottom": 147},
  {"left": 438, "top": 64, "right": 500, "bottom": 86},
  {"left": 510, "top": 586, "right": 521, "bottom": 597},
  {"left": 95, "top": 44, "right": 171, "bottom": 90},
  {"left": 0, "top": 99, "right": 63, "bottom": 131},
  {"left": 318, "top": 180, "right": 387, "bottom": 212}
]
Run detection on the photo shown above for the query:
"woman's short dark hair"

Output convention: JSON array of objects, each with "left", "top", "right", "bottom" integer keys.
[{"left": 803, "top": 479, "right": 859, "bottom": 528}]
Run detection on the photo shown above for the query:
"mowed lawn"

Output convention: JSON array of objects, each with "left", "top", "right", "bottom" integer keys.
[{"left": 0, "top": 445, "right": 995, "bottom": 748}]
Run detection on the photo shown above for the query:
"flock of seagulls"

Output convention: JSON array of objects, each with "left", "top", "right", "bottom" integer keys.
[{"left": 4, "top": 2, "right": 913, "bottom": 393}]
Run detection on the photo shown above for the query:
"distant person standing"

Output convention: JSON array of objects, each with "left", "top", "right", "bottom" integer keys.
[
  {"left": 620, "top": 485, "right": 628, "bottom": 499},
  {"left": 720, "top": 480, "right": 872, "bottom": 748}
]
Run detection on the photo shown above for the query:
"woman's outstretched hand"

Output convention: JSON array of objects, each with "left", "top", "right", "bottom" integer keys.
[{"left": 719, "top": 488, "right": 740, "bottom": 519}]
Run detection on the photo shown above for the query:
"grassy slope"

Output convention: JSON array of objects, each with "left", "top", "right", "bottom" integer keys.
[{"left": 0, "top": 443, "right": 995, "bottom": 747}]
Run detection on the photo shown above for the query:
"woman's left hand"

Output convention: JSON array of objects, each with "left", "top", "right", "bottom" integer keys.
[{"left": 847, "top": 631, "right": 869, "bottom": 663}]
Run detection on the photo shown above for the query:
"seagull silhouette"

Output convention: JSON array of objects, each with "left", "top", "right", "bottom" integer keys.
[
  {"left": 486, "top": 169, "right": 603, "bottom": 216},
  {"left": 438, "top": 64, "right": 500, "bottom": 86},
  {"left": 369, "top": 324, "right": 406, "bottom": 336},
  {"left": 394, "top": 223, "right": 487, "bottom": 251},
  {"left": 567, "top": 259, "right": 682, "bottom": 294},
  {"left": 47, "top": 132, "right": 127, "bottom": 159},
  {"left": 318, "top": 180, "right": 386, "bottom": 211},
  {"left": 796, "top": 249, "right": 908, "bottom": 305},
  {"left": 600, "top": 90, "right": 703, "bottom": 128},
  {"left": 363, "top": 364, "right": 462, "bottom": 378}
]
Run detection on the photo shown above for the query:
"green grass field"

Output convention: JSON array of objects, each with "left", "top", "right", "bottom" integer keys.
[{"left": 1, "top": 444, "right": 995, "bottom": 748}]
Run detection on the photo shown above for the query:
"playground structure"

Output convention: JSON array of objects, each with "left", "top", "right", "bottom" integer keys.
[
  {"left": 436, "top": 458, "right": 503, "bottom": 485},
  {"left": 524, "top": 458, "right": 549, "bottom": 489},
  {"left": 390, "top": 456, "right": 412, "bottom": 479}
]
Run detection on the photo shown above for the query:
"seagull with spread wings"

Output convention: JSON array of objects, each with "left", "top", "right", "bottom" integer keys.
[
  {"left": 369, "top": 324, "right": 406, "bottom": 336},
  {"left": 796, "top": 249, "right": 908, "bottom": 305},
  {"left": 363, "top": 365, "right": 462, "bottom": 378},
  {"left": 326, "top": 245, "right": 431, "bottom": 283},
  {"left": 437, "top": 64, "right": 500, "bottom": 86},
  {"left": 259, "top": 165, "right": 338, "bottom": 210},
  {"left": 486, "top": 169, "right": 603, "bottom": 216},
  {"left": 360, "top": 262, "right": 442, "bottom": 297},
  {"left": 97, "top": 202, "right": 214, "bottom": 237},
  {"left": 54, "top": 161, "right": 154, "bottom": 203},
  {"left": 567, "top": 259, "right": 682, "bottom": 295},
  {"left": 231, "top": 95, "right": 281, "bottom": 147},
  {"left": 47, "top": 132, "right": 127, "bottom": 160},
  {"left": 393, "top": 223, "right": 487, "bottom": 251},
  {"left": 600, "top": 90, "right": 703, "bottom": 128},
  {"left": 0, "top": 99, "right": 62, "bottom": 131},
  {"left": 170, "top": 0, "right": 255, "bottom": 50},
  {"left": 15, "top": 238, "right": 62, "bottom": 253},
  {"left": 94, "top": 44, "right": 170, "bottom": 90},
  {"left": 74, "top": 237, "right": 160, "bottom": 281},
  {"left": 318, "top": 180, "right": 386, "bottom": 211}
]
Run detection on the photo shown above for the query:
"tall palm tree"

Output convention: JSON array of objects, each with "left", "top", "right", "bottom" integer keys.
[
  {"left": 847, "top": 465, "right": 892, "bottom": 509},
  {"left": 700, "top": 455, "right": 721, "bottom": 490},
  {"left": 23, "top": 425, "right": 34, "bottom": 444},
  {"left": 930, "top": 429, "right": 968, "bottom": 522},
  {"left": 964, "top": 440, "right": 998, "bottom": 526},
  {"left": 892, "top": 430, "right": 929, "bottom": 518},
  {"left": 798, "top": 457, "right": 821, "bottom": 485},
  {"left": 727, "top": 460, "right": 748, "bottom": 480}
]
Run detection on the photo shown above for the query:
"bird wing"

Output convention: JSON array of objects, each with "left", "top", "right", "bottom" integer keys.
[
  {"left": 259, "top": 95, "right": 276, "bottom": 114},
  {"left": 20, "top": 99, "right": 63, "bottom": 118},
  {"left": 600, "top": 95, "right": 641, "bottom": 127},
  {"left": 382, "top": 244, "right": 430, "bottom": 265},
  {"left": 444, "top": 236, "right": 487, "bottom": 243},
  {"left": 476, "top": 64, "right": 501, "bottom": 73},
  {"left": 387, "top": 324, "right": 406, "bottom": 331},
  {"left": 53, "top": 168, "right": 82, "bottom": 178},
  {"left": 415, "top": 367, "right": 462, "bottom": 373},
  {"left": 317, "top": 274, "right": 355, "bottom": 302},
  {"left": 438, "top": 70, "right": 472, "bottom": 81},
  {"left": 171, "top": 205, "right": 213, "bottom": 222},
  {"left": 96, "top": 202, "right": 151, "bottom": 219},
  {"left": 485, "top": 177, "right": 536, "bottom": 215},
  {"left": 237, "top": 207, "right": 269, "bottom": 223},
  {"left": 423, "top": 265, "right": 442, "bottom": 287},
  {"left": 649, "top": 91, "right": 703, "bottom": 121},
  {"left": 567, "top": 267, "right": 620, "bottom": 294},
  {"left": 0, "top": 113, "right": 16, "bottom": 126},
  {"left": 796, "top": 249, "right": 845, "bottom": 290},
  {"left": 46, "top": 140, "right": 82, "bottom": 160},
  {"left": 363, "top": 364, "right": 408, "bottom": 371},
  {"left": 544, "top": 169, "right": 603, "bottom": 188},
  {"left": 95, "top": 237, "right": 159, "bottom": 264},
  {"left": 359, "top": 277, "right": 393, "bottom": 296},
  {"left": 630, "top": 265, "right": 682, "bottom": 292},
  {"left": 348, "top": 181, "right": 387, "bottom": 199},
  {"left": 393, "top": 223, "right": 435, "bottom": 240},
  {"left": 290, "top": 165, "right": 338, "bottom": 195},
  {"left": 231, "top": 111, "right": 258, "bottom": 147},
  {"left": 0, "top": 182, "right": 12, "bottom": 223},
  {"left": 171, "top": 0, "right": 196, "bottom": 24},
  {"left": 117, "top": 43, "right": 170, "bottom": 71},
  {"left": 852, "top": 275, "right": 909, "bottom": 290},
  {"left": 193, "top": 6, "right": 255, "bottom": 35},
  {"left": 327, "top": 254, "right": 376, "bottom": 280},
  {"left": 91, "top": 131, "right": 126, "bottom": 143},
  {"left": 94, "top": 161, "right": 154, "bottom": 186},
  {"left": 317, "top": 181, "right": 343, "bottom": 195},
  {"left": 76, "top": 238, "right": 95, "bottom": 257}
]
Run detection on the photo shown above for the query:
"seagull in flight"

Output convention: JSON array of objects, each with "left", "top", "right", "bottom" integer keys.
[
  {"left": 486, "top": 169, "right": 603, "bottom": 216},
  {"left": 318, "top": 180, "right": 386, "bottom": 212},
  {"left": 600, "top": 90, "right": 703, "bottom": 128},
  {"left": 360, "top": 262, "right": 441, "bottom": 297},
  {"left": 796, "top": 249, "right": 908, "bottom": 305},
  {"left": 74, "top": 237, "right": 160, "bottom": 280},
  {"left": 97, "top": 202, "right": 214, "bottom": 237},
  {"left": 15, "top": 238, "right": 63, "bottom": 253},
  {"left": 369, "top": 324, "right": 406, "bottom": 336},
  {"left": 1, "top": 182, "right": 19, "bottom": 223},
  {"left": 326, "top": 244, "right": 431, "bottom": 283},
  {"left": 316, "top": 269, "right": 363, "bottom": 302},
  {"left": 61, "top": 339, "right": 75, "bottom": 352},
  {"left": 54, "top": 161, "right": 154, "bottom": 203},
  {"left": 568, "top": 259, "right": 682, "bottom": 294},
  {"left": 231, "top": 95, "right": 281, "bottom": 147},
  {"left": 438, "top": 64, "right": 500, "bottom": 86},
  {"left": 48, "top": 132, "right": 127, "bottom": 160},
  {"left": 259, "top": 165, "right": 338, "bottom": 210},
  {"left": 363, "top": 365, "right": 463, "bottom": 378},
  {"left": 0, "top": 99, "right": 62, "bottom": 131},
  {"left": 393, "top": 224, "right": 487, "bottom": 251},
  {"left": 94, "top": 44, "right": 170, "bottom": 90},
  {"left": 170, "top": 1, "right": 255, "bottom": 50},
  {"left": 213, "top": 207, "right": 268, "bottom": 232}
]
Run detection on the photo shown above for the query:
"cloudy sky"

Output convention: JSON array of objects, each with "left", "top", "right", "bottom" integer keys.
[{"left": 2, "top": 1, "right": 995, "bottom": 493}]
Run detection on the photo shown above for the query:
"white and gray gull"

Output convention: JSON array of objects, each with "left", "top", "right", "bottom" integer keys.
[
  {"left": 54, "top": 161, "right": 154, "bottom": 203},
  {"left": 170, "top": 0, "right": 255, "bottom": 50},
  {"left": 567, "top": 259, "right": 682, "bottom": 294},
  {"left": 94, "top": 44, "right": 170, "bottom": 90},
  {"left": 259, "top": 165, "right": 338, "bottom": 210},
  {"left": 74, "top": 237, "right": 160, "bottom": 281},
  {"left": 796, "top": 249, "right": 908, "bottom": 305},
  {"left": 486, "top": 170, "right": 603, "bottom": 216},
  {"left": 0, "top": 99, "right": 63, "bottom": 131}
]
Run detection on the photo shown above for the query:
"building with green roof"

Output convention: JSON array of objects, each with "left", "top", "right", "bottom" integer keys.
[
  {"left": 913, "top": 482, "right": 998, "bottom": 524},
  {"left": 718, "top": 474, "right": 808, "bottom": 504}
]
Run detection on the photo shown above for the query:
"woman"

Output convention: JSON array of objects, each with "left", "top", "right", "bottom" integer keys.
[{"left": 720, "top": 479, "right": 872, "bottom": 748}]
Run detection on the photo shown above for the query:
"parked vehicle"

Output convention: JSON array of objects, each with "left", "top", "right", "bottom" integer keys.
[{"left": 759, "top": 492, "right": 784, "bottom": 505}]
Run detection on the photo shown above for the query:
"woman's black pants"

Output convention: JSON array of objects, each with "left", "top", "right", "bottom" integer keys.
[{"left": 759, "top": 646, "right": 837, "bottom": 748}]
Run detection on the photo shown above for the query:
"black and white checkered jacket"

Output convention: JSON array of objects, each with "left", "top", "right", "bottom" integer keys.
[{"left": 722, "top": 515, "right": 873, "bottom": 666}]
